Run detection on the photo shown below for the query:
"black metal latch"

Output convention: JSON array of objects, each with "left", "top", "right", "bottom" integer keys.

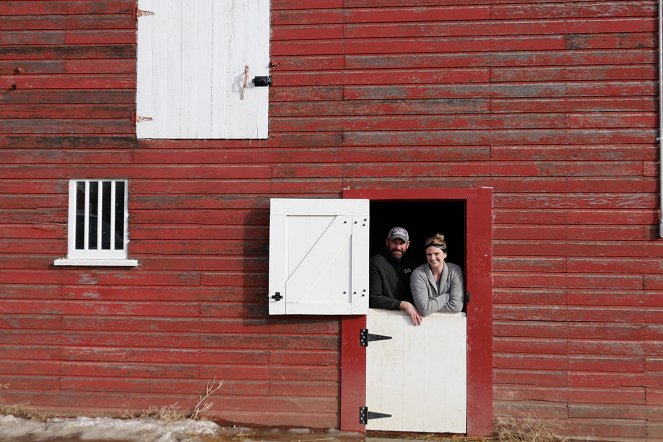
[
  {"left": 465, "top": 290, "right": 470, "bottom": 304},
  {"left": 360, "top": 329, "right": 391, "bottom": 347},
  {"left": 271, "top": 292, "right": 282, "bottom": 301},
  {"left": 252, "top": 76, "right": 272, "bottom": 87},
  {"left": 359, "top": 406, "right": 391, "bottom": 424}
]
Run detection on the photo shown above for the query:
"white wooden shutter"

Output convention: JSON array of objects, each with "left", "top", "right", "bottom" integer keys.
[
  {"left": 268, "top": 198, "right": 369, "bottom": 315},
  {"left": 136, "top": 0, "right": 270, "bottom": 139}
]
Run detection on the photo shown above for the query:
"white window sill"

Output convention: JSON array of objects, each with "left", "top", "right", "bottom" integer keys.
[{"left": 53, "top": 258, "right": 139, "bottom": 267}]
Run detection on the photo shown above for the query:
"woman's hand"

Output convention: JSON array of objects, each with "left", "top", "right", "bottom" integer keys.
[{"left": 399, "top": 301, "right": 423, "bottom": 326}]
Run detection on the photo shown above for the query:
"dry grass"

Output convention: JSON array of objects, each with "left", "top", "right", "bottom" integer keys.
[
  {"left": 190, "top": 377, "right": 224, "bottom": 420},
  {"left": 0, "top": 379, "right": 224, "bottom": 423},
  {"left": 131, "top": 404, "right": 188, "bottom": 421},
  {"left": 0, "top": 384, "right": 51, "bottom": 421},
  {"left": 0, "top": 401, "right": 48, "bottom": 421},
  {"left": 124, "top": 378, "right": 225, "bottom": 422},
  {"left": 496, "top": 412, "right": 568, "bottom": 442}
]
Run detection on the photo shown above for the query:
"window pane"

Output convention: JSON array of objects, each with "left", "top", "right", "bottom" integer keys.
[
  {"left": 102, "top": 181, "right": 112, "bottom": 250},
  {"left": 88, "top": 181, "right": 98, "bottom": 249},
  {"left": 68, "top": 178, "right": 130, "bottom": 260},
  {"left": 114, "top": 181, "right": 125, "bottom": 250},
  {"left": 75, "top": 182, "right": 85, "bottom": 249}
]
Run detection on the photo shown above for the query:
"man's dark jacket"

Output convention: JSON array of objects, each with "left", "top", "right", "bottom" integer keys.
[{"left": 369, "top": 248, "right": 416, "bottom": 310}]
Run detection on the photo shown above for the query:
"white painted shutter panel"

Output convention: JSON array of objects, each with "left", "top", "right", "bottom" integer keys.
[
  {"left": 268, "top": 199, "right": 369, "bottom": 315},
  {"left": 136, "top": 0, "right": 269, "bottom": 139}
]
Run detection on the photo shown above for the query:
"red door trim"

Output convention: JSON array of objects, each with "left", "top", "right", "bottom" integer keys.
[
  {"left": 340, "top": 314, "right": 366, "bottom": 431},
  {"left": 340, "top": 187, "right": 493, "bottom": 436}
]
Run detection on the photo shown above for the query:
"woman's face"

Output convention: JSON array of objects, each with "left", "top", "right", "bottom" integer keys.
[{"left": 425, "top": 246, "right": 447, "bottom": 270}]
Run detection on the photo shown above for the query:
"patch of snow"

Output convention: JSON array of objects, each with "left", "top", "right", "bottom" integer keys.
[{"left": 0, "top": 414, "right": 220, "bottom": 442}]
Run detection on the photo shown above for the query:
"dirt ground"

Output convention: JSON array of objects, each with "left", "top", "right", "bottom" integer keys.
[{"left": 0, "top": 415, "right": 479, "bottom": 442}]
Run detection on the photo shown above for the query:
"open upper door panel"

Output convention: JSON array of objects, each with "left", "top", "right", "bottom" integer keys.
[{"left": 268, "top": 198, "right": 369, "bottom": 315}]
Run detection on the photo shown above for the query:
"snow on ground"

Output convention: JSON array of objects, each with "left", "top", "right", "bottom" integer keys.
[
  {"left": 0, "top": 415, "right": 375, "bottom": 442},
  {"left": 0, "top": 414, "right": 222, "bottom": 442}
]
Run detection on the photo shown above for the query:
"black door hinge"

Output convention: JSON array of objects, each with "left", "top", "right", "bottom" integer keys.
[
  {"left": 360, "top": 328, "right": 392, "bottom": 347},
  {"left": 359, "top": 406, "right": 391, "bottom": 425},
  {"left": 464, "top": 291, "right": 470, "bottom": 303}
]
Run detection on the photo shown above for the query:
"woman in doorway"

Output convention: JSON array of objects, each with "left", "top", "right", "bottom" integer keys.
[{"left": 410, "top": 233, "right": 464, "bottom": 316}]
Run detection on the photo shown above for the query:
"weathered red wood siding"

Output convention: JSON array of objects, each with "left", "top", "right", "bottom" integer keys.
[{"left": 0, "top": 0, "right": 660, "bottom": 439}]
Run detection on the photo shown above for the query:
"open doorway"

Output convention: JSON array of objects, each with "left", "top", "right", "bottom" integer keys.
[
  {"left": 367, "top": 201, "right": 468, "bottom": 433},
  {"left": 370, "top": 200, "right": 466, "bottom": 280},
  {"left": 340, "top": 187, "right": 493, "bottom": 437}
]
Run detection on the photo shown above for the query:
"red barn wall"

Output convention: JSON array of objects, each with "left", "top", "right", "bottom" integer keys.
[{"left": 0, "top": 0, "right": 660, "bottom": 439}]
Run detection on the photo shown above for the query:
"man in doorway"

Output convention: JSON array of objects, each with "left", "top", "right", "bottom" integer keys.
[{"left": 369, "top": 226, "right": 423, "bottom": 326}]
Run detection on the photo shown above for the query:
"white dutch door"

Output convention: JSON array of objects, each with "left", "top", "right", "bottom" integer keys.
[
  {"left": 267, "top": 197, "right": 467, "bottom": 432},
  {"left": 268, "top": 198, "right": 370, "bottom": 315},
  {"left": 366, "top": 309, "right": 467, "bottom": 433},
  {"left": 136, "top": 0, "right": 270, "bottom": 139}
]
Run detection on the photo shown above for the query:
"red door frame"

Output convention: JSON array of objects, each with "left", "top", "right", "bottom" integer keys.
[{"left": 340, "top": 187, "right": 493, "bottom": 436}]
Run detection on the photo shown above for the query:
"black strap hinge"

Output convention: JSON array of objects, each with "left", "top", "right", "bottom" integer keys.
[
  {"left": 359, "top": 328, "right": 392, "bottom": 347},
  {"left": 359, "top": 406, "right": 391, "bottom": 424}
]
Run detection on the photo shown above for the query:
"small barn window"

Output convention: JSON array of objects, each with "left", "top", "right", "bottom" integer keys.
[{"left": 54, "top": 180, "right": 138, "bottom": 267}]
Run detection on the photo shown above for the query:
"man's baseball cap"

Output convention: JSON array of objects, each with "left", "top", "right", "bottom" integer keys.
[{"left": 388, "top": 227, "right": 409, "bottom": 242}]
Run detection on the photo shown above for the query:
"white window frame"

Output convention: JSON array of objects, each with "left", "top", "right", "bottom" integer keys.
[{"left": 54, "top": 179, "right": 138, "bottom": 267}]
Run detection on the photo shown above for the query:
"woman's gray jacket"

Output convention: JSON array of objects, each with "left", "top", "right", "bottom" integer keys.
[{"left": 410, "top": 262, "right": 464, "bottom": 316}]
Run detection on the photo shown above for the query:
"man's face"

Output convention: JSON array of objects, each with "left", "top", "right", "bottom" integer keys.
[{"left": 386, "top": 238, "right": 409, "bottom": 261}]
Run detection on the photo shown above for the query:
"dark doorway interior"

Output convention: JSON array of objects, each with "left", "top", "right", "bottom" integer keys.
[{"left": 369, "top": 200, "right": 466, "bottom": 271}]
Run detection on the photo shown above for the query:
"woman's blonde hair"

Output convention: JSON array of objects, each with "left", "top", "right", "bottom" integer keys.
[{"left": 424, "top": 233, "right": 447, "bottom": 250}]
